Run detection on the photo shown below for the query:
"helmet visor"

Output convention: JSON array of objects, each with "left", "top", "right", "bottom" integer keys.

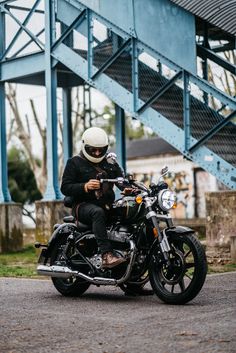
[{"left": 84, "top": 144, "right": 108, "bottom": 158}]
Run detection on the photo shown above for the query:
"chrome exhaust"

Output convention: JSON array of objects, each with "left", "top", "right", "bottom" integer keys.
[{"left": 37, "top": 240, "right": 136, "bottom": 286}]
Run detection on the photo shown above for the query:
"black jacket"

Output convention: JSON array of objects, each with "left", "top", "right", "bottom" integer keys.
[{"left": 61, "top": 153, "right": 124, "bottom": 208}]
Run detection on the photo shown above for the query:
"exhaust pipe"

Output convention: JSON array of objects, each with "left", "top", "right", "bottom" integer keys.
[
  {"left": 37, "top": 264, "right": 117, "bottom": 285},
  {"left": 37, "top": 265, "right": 79, "bottom": 279},
  {"left": 37, "top": 240, "right": 136, "bottom": 286}
]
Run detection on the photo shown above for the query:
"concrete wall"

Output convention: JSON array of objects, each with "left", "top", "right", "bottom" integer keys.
[
  {"left": 206, "top": 191, "right": 236, "bottom": 264},
  {"left": 35, "top": 200, "right": 70, "bottom": 244},
  {"left": 0, "top": 203, "right": 23, "bottom": 253}
]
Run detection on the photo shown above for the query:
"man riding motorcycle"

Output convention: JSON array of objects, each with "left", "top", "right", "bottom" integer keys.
[{"left": 61, "top": 127, "right": 153, "bottom": 296}]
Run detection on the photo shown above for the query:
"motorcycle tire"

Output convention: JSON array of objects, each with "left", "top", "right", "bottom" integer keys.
[
  {"left": 50, "top": 237, "right": 90, "bottom": 297},
  {"left": 149, "top": 233, "right": 207, "bottom": 305}
]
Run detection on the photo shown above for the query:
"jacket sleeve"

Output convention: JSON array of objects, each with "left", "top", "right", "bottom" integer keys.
[{"left": 61, "top": 158, "right": 86, "bottom": 198}]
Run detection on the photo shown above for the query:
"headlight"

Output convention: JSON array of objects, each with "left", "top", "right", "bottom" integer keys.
[{"left": 158, "top": 189, "right": 177, "bottom": 211}]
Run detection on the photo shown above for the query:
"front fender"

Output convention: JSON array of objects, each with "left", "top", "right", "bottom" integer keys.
[
  {"left": 148, "top": 226, "right": 194, "bottom": 261},
  {"left": 164, "top": 226, "right": 195, "bottom": 237}
]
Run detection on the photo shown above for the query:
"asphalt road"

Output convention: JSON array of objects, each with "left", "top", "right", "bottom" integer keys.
[{"left": 0, "top": 273, "right": 236, "bottom": 353}]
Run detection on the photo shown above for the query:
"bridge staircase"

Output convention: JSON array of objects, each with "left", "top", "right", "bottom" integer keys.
[
  {"left": 53, "top": 0, "right": 236, "bottom": 189},
  {"left": 0, "top": 0, "right": 236, "bottom": 195}
]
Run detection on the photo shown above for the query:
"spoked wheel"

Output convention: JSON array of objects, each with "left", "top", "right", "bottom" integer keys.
[
  {"left": 149, "top": 233, "right": 207, "bottom": 304},
  {"left": 50, "top": 238, "right": 90, "bottom": 297}
]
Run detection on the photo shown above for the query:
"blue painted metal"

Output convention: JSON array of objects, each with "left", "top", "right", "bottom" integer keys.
[
  {"left": 189, "top": 110, "right": 236, "bottom": 153},
  {"left": 0, "top": 52, "right": 45, "bottom": 81},
  {"left": 0, "top": 84, "right": 11, "bottom": 202},
  {"left": 51, "top": 41, "right": 236, "bottom": 189},
  {"left": 183, "top": 71, "right": 191, "bottom": 152},
  {"left": 0, "top": 4, "right": 44, "bottom": 51},
  {"left": 137, "top": 71, "right": 183, "bottom": 115},
  {"left": 43, "top": 0, "right": 61, "bottom": 200},
  {"left": 77, "top": 0, "right": 196, "bottom": 74},
  {"left": 0, "top": 10, "right": 11, "bottom": 202},
  {"left": 115, "top": 105, "right": 126, "bottom": 174},
  {"left": 52, "top": 9, "right": 86, "bottom": 50},
  {"left": 190, "top": 75, "right": 236, "bottom": 111},
  {"left": 87, "top": 8, "right": 93, "bottom": 80},
  {"left": 197, "top": 45, "right": 236, "bottom": 76},
  {"left": 1, "top": 0, "right": 42, "bottom": 60},
  {"left": 57, "top": 0, "right": 88, "bottom": 37},
  {"left": 92, "top": 38, "right": 131, "bottom": 80},
  {"left": 62, "top": 88, "right": 73, "bottom": 167},
  {"left": 132, "top": 37, "right": 139, "bottom": 113},
  {"left": 1, "top": 0, "right": 236, "bottom": 193},
  {"left": 11, "top": 28, "right": 45, "bottom": 58}
]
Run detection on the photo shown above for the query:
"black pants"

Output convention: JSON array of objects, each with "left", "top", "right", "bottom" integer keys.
[{"left": 77, "top": 203, "right": 113, "bottom": 254}]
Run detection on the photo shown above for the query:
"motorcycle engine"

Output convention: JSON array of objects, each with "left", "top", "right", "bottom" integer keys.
[{"left": 107, "top": 226, "right": 131, "bottom": 243}]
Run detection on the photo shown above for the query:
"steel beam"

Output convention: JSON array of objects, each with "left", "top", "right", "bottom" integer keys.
[
  {"left": 197, "top": 44, "right": 236, "bottom": 76},
  {"left": 0, "top": 10, "right": 11, "bottom": 202},
  {"left": 1, "top": 52, "right": 45, "bottom": 82},
  {"left": 1, "top": 0, "right": 41, "bottom": 60},
  {"left": 0, "top": 84, "right": 11, "bottom": 202},
  {"left": 87, "top": 8, "right": 93, "bottom": 80},
  {"left": 11, "top": 28, "right": 45, "bottom": 58},
  {"left": 51, "top": 44, "right": 236, "bottom": 189},
  {"left": 62, "top": 88, "right": 73, "bottom": 167},
  {"left": 189, "top": 110, "right": 236, "bottom": 153},
  {"left": 43, "top": 0, "right": 61, "bottom": 200},
  {"left": 91, "top": 38, "right": 131, "bottom": 81},
  {"left": 0, "top": 5, "right": 44, "bottom": 51},
  {"left": 183, "top": 71, "right": 191, "bottom": 152},
  {"left": 52, "top": 9, "right": 86, "bottom": 50},
  {"left": 137, "top": 71, "right": 183, "bottom": 115},
  {"left": 132, "top": 37, "right": 139, "bottom": 113},
  {"left": 115, "top": 105, "right": 126, "bottom": 174}
]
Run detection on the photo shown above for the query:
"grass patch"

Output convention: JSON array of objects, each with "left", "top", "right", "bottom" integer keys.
[
  {"left": 208, "top": 263, "right": 236, "bottom": 274},
  {"left": 0, "top": 245, "right": 235, "bottom": 278},
  {"left": 0, "top": 245, "right": 38, "bottom": 278}
]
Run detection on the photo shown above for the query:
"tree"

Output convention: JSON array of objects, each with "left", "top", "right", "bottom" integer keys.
[{"left": 8, "top": 147, "right": 42, "bottom": 224}]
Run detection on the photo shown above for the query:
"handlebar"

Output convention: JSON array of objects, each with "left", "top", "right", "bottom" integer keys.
[{"left": 99, "top": 177, "right": 149, "bottom": 193}]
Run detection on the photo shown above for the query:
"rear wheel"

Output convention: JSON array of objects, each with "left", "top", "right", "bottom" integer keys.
[
  {"left": 149, "top": 233, "right": 207, "bottom": 304},
  {"left": 50, "top": 238, "right": 90, "bottom": 297}
]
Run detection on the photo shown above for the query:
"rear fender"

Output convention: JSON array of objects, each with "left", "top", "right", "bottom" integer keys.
[{"left": 42, "top": 223, "right": 78, "bottom": 262}]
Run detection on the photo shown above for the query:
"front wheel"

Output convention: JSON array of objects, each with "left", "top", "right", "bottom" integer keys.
[{"left": 149, "top": 233, "right": 207, "bottom": 304}]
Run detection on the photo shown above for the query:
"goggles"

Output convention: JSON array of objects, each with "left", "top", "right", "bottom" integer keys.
[{"left": 85, "top": 144, "right": 108, "bottom": 157}]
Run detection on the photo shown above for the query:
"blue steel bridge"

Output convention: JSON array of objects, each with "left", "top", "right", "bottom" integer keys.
[{"left": 0, "top": 0, "right": 236, "bottom": 203}]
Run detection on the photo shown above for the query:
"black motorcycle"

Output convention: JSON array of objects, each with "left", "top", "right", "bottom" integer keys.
[{"left": 36, "top": 167, "right": 207, "bottom": 304}]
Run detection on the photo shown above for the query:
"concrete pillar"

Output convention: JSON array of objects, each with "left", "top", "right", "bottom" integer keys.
[
  {"left": 35, "top": 200, "right": 70, "bottom": 244},
  {"left": 0, "top": 203, "right": 23, "bottom": 253},
  {"left": 205, "top": 191, "right": 236, "bottom": 264},
  {"left": 230, "top": 235, "right": 236, "bottom": 264}
]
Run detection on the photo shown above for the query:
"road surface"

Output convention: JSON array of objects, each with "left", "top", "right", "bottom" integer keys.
[{"left": 0, "top": 272, "right": 235, "bottom": 353}]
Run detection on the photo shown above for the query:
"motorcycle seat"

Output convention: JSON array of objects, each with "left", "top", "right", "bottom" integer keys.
[
  {"left": 77, "top": 222, "right": 91, "bottom": 232},
  {"left": 63, "top": 215, "right": 75, "bottom": 223}
]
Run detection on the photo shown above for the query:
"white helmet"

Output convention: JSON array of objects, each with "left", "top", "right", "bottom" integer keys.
[{"left": 81, "top": 127, "right": 109, "bottom": 163}]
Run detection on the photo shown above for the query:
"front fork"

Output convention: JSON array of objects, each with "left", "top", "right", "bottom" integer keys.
[{"left": 146, "top": 206, "right": 171, "bottom": 263}]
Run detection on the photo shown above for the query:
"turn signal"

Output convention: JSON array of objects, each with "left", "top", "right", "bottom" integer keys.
[
  {"left": 135, "top": 195, "right": 143, "bottom": 204},
  {"left": 172, "top": 201, "right": 177, "bottom": 209},
  {"left": 153, "top": 228, "right": 158, "bottom": 237}
]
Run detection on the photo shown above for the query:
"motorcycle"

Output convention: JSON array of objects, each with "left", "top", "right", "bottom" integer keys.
[{"left": 36, "top": 166, "right": 207, "bottom": 304}]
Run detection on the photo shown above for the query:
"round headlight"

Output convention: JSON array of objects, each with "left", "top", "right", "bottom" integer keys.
[{"left": 158, "top": 189, "right": 177, "bottom": 211}]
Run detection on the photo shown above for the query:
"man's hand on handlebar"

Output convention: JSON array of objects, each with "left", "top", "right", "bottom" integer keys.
[
  {"left": 121, "top": 187, "right": 139, "bottom": 196},
  {"left": 84, "top": 179, "right": 100, "bottom": 192}
]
